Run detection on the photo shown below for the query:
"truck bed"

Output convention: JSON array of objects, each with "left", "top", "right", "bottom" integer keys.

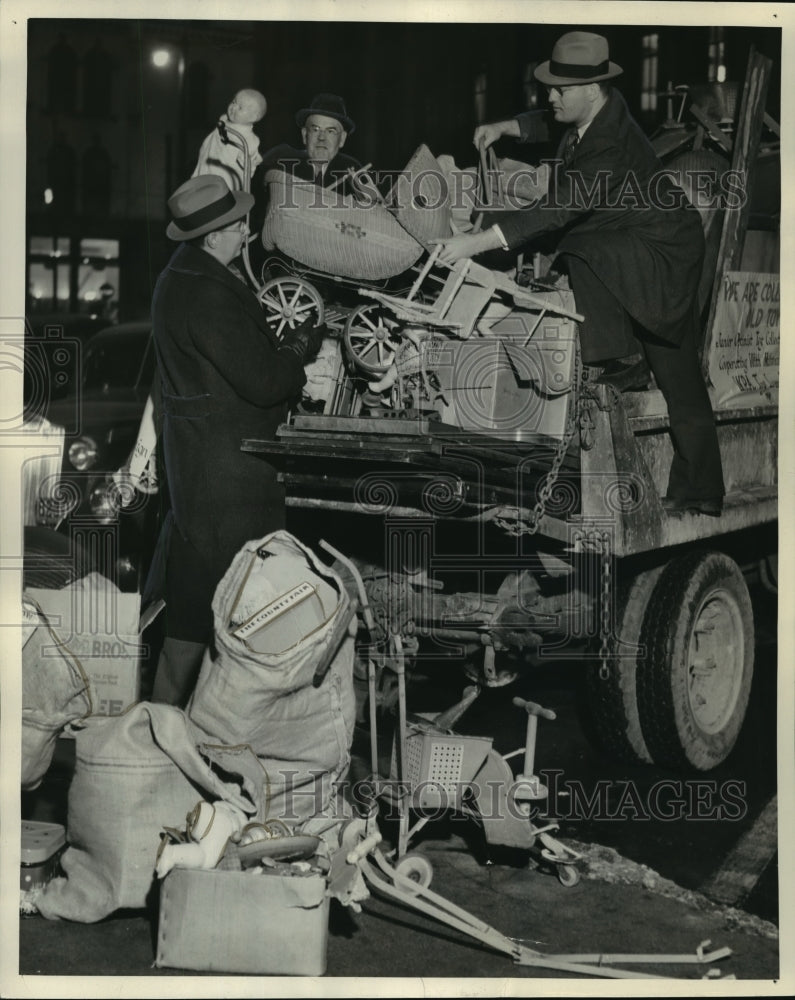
[{"left": 243, "top": 387, "right": 777, "bottom": 559}]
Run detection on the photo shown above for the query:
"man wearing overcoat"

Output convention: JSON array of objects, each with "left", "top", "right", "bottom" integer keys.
[
  {"left": 436, "top": 31, "right": 724, "bottom": 516},
  {"left": 150, "top": 174, "right": 324, "bottom": 704}
]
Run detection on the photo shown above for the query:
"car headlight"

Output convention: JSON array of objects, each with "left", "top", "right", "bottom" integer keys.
[
  {"left": 68, "top": 436, "right": 98, "bottom": 471},
  {"left": 89, "top": 479, "right": 119, "bottom": 524},
  {"left": 37, "top": 479, "right": 82, "bottom": 527}
]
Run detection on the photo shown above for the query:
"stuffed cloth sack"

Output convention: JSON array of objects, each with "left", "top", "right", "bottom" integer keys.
[
  {"left": 21, "top": 594, "right": 92, "bottom": 791},
  {"left": 187, "top": 530, "right": 357, "bottom": 829},
  {"left": 37, "top": 702, "right": 261, "bottom": 922}
]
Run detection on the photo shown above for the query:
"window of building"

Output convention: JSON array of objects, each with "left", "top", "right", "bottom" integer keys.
[
  {"left": 47, "top": 34, "right": 78, "bottom": 114},
  {"left": 28, "top": 238, "right": 71, "bottom": 312},
  {"left": 78, "top": 238, "right": 120, "bottom": 318},
  {"left": 708, "top": 27, "right": 727, "bottom": 83},
  {"left": 82, "top": 41, "right": 114, "bottom": 118},
  {"left": 641, "top": 33, "right": 659, "bottom": 113},
  {"left": 474, "top": 71, "right": 487, "bottom": 125},
  {"left": 27, "top": 236, "right": 120, "bottom": 317}
]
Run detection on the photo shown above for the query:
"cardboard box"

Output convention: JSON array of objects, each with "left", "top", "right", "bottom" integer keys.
[
  {"left": 435, "top": 317, "right": 577, "bottom": 441},
  {"left": 155, "top": 867, "right": 330, "bottom": 975},
  {"left": 26, "top": 574, "right": 149, "bottom": 716}
]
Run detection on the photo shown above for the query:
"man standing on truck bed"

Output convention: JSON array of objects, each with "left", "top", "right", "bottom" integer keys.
[{"left": 434, "top": 31, "right": 724, "bottom": 517}]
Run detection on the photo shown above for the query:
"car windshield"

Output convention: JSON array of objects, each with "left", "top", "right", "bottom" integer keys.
[{"left": 82, "top": 333, "right": 153, "bottom": 393}]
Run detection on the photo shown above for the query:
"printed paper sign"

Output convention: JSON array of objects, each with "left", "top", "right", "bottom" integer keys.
[{"left": 708, "top": 271, "right": 779, "bottom": 407}]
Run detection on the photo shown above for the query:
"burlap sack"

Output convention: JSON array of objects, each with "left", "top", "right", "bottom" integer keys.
[
  {"left": 21, "top": 594, "right": 92, "bottom": 791},
  {"left": 187, "top": 531, "right": 357, "bottom": 829},
  {"left": 37, "top": 702, "right": 261, "bottom": 922}
]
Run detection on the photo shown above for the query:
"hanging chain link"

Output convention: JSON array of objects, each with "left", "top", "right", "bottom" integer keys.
[
  {"left": 504, "top": 351, "right": 583, "bottom": 537},
  {"left": 596, "top": 528, "right": 613, "bottom": 680}
]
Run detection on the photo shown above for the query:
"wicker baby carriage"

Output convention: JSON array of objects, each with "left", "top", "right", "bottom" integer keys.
[
  {"left": 261, "top": 143, "right": 457, "bottom": 281},
  {"left": 257, "top": 146, "right": 462, "bottom": 383},
  {"left": 262, "top": 170, "right": 425, "bottom": 282}
]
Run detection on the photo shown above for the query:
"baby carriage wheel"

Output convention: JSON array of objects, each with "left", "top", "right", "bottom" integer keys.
[
  {"left": 258, "top": 276, "right": 325, "bottom": 340},
  {"left": 393, "top": 852, "right": 434, "bottom": 894},
  {"left": 556, "top": 863, "right": 581, "bottom": 888},
  {"left": 343, "top": 302, "right": 401, "bottom": 375}
]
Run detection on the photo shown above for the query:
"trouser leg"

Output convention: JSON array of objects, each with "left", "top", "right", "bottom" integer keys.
[
  {"left": 151, "top": 637, "right": 207, "bottom": 707},
  {"left": 640, "top": 326, "right": 725, "bottom": 501},
  {"left": 150, "top": 519, "right": 216, "bottom": 707},
  {"left": 561, "top": 252, "right": 722, "bottom": 499},
  {"left": 559, "top": 254, "right": 639, "bottom": 363}
]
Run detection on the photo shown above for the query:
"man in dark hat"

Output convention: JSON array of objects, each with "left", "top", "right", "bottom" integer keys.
[
  {"left": 150, "top": 174, "right": 325, "bottom": 705},
  {"left": 435, "top": 31, "right": 724, "bottom": 517},
  {"left": 261, "top": 92, "right": 361, "bottom": 190}
]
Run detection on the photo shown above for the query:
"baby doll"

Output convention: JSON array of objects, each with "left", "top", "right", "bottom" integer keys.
[
  {"left": 155, "top": 799, "right": 248, "bottom": 878},
  {"left": 192, "top": 88, "right": 267, "bottom": 191}
]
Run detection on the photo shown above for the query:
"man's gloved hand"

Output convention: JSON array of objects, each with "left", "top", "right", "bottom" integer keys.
[{"left": 279, "top": 318, "right": 326, "bottom": 364}]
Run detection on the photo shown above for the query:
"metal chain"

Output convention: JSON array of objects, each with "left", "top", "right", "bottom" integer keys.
[
  {"left": 596, "top": 529, "right": 613, "bottom": 680},
  {"left": 581, "top": 368, "right": 620, "bottom": 413},
  {"left": 578, "top": 397, "right": 597, "bottom": 451},
  {"left": 521, "top": 350, "right": 583, "bottom": 536}
]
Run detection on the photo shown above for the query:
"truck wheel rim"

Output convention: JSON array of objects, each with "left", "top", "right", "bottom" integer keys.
[{"left": 687, "top": 587, "right": 745, "bottom": 734}]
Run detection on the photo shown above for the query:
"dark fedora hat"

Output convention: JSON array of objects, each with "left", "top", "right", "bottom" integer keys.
[
  {"left": 295, "top": 92, "right": 356, "bottom": 135},
  {"left": 166, "top": 175, "right": 254, "bottom": 241},
  {"left": 535, "top": 31, "right": 623, "bottom": 86}
]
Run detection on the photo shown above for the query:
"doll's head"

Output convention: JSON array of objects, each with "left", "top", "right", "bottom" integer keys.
[{"left": 227, "top": 89, "right": 267, "bottom": 125}]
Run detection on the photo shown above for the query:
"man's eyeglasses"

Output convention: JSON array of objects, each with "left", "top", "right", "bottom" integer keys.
[
  {"left": 544, "top": 84, "right": 582, "bottom": 96},
  {"left": 305, "top": 124, "right": 342, "bottom": 138},
  {"left": 219, "top": 220, "right": 248, "bottom": 234}
]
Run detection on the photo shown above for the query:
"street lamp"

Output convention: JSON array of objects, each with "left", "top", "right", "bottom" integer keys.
[
  {"left": 150, "top": 43, "right": 186, "bottom": 199},
  {"left": 151, "top": 48, "right": 172, "bottom": 69}
]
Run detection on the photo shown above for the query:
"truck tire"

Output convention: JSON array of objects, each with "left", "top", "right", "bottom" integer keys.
[
  {"left": 579, "top": 565, "right": 663, "bottom": 765},
  {"left": 636, "top": 550, "right": 754, "bottom": 771}
]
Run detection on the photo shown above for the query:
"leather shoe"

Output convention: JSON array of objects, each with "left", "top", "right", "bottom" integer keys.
[
  {"left": 662, "top": 496, "right": 723, "bottom": 517},
  {"left": 589, "top": 357, "right": 651, "bottom": 392}
]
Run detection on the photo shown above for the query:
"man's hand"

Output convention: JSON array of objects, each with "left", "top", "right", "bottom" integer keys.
[
  {"left": 279, "top": 318, "right": 326, "bottom": 364},
  {"left": 431, "top": 228, "right": 503, "bottom": 267},
  {"left": 473, "top": 119, "right": 521, "bottom": 150}
]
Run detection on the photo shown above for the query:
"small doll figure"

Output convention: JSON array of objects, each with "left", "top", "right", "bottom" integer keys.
[{"left": 192, "top": 88, "right": 267, "bottom": 191}]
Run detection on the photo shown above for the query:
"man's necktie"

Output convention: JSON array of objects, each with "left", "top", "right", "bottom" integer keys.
[{"left": 562, "top": 129, "right": 580, "bottom": 166}]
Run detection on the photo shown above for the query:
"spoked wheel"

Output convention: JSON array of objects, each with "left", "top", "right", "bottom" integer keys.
[
  {"left": 343, "top": 302, "right": 401, "bottom": 374},
  {"left": 258, "top": 277, "right": 324, "bottom": 340}
]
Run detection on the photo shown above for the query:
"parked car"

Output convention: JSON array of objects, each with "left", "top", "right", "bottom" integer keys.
[
  {"left": 30, "top": 320, "right": 161, "bottom": 591},
  {"left": 24, "top": 312, "right": 113, "bottom": 416}
]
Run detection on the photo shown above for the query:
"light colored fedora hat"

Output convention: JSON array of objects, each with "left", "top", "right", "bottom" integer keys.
[
  {"left": 535, "top": 31, "right": 623, "bottom": 86},
  {"left": 166, "top": 175, "right": 254, "bottom": 241}
]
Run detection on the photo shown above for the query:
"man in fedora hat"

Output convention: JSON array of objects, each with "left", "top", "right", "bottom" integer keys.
[
  {"left": 149, "top": 174, "right": 325, "bottom": 705},
  {"left": 261, "top": 92, "right": 361, "bottom": 190},
  {"left": 435, "top": 31, "right": 724, "bottom": 517}
]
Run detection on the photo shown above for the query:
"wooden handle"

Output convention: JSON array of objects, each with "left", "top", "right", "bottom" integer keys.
[
  {"left": 346, "top": 831, "right": 383, "bottom": 865},
  {"left": 478, "top": 141, "right": 491, "bottom": 207},
  {"left": 512, "top": 696, "right": 556, "bottom": 721}
]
